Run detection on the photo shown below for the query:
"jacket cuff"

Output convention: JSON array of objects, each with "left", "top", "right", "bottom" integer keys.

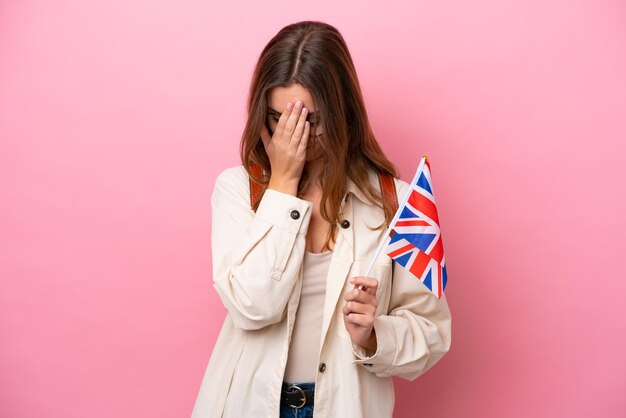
[
  {"left": 350, "top": 315, "right": 396, "bottom": 373},
  {"left": 255, "top": 188, "right": 312, "bottom": 235}
]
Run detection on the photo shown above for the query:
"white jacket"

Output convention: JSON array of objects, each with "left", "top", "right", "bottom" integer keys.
[{"left": 191, "top": 165, "right": 452, "bottom": 418}]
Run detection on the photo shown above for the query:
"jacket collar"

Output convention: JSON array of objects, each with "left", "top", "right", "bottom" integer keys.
[{"left": 344, "top": 170, "right": 378, "bottom": 206}]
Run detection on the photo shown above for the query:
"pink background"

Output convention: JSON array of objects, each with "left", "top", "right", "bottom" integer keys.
[{"left": 1, "top": 1, "right": 625, "bottom": 417}]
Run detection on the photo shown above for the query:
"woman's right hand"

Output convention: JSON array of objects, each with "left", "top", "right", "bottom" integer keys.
[{"left": 260, "top": 100, "right": 311, "bottom": 196}]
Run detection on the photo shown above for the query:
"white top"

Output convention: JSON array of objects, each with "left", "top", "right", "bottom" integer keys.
[{"left": 283, "top": 250, "right": 333, "bottom": 383}]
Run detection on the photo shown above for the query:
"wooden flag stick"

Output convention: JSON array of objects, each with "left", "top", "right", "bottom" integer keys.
[{"left": 356, "top": 156, "right": 429, "bottom": 289}]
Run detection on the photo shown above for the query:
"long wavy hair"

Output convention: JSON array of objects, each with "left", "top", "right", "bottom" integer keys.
[{"left": 240, "top": 20, "right": 399, "bottom": 252}]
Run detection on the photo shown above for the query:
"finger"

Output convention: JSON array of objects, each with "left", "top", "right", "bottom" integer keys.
[
  {"left": 354, "top": 289, "right": 378, "bottom": 306},
  {"left": 273, "top": 102, "right": 292, "bottom": 140},
  {"left": 349, "top": 276, "right": 379, "bottom": 295},
  {"left": 282, "top": 100, "right": 303, "bottom": 142},
  {"left": 344, "top": 288, "right": 377, "bottom": 307},
  {"left": 345, "top": 312, "right": 374, "bottom": 328},
  {"left": 290, "top": 106, "right": 308, "bottom": 146},
  {"left": 296, "top": 120, "right": 310, "bottom": 156},
  {"left": 342, "top": 299, "right": 376, "bottom": 316}
]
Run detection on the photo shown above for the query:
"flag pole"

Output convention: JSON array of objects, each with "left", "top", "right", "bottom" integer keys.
[{"left": 357, "top": 156, "right": 429, "bottom": 288}]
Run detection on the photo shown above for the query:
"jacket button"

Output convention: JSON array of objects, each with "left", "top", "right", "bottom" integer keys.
[
  {"left": 340, "top": 219, "right": 350, "bottom": 229},
  {"left": 318, "top": 362, "right": 326, "bottom": 373},
  {"left": 290, "top": 210, "right": 300, "bottom": 220}
]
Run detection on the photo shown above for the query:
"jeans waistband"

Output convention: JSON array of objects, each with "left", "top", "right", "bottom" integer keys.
[{"left": 282, "top": 381, "right": 315, "bottom": 389}]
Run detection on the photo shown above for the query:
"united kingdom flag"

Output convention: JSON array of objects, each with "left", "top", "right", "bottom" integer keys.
[{"left": 385, "top": 157, "right": 448, "bottom": 299}]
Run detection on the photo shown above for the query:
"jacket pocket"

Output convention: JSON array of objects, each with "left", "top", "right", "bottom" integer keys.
[{"left": 336, "top": 259, "right": 393, "bottom": 343}]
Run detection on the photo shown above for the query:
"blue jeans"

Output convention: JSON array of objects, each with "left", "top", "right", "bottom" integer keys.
[{"left": 280, "top": 381, "right": 315, "bottom": 418}]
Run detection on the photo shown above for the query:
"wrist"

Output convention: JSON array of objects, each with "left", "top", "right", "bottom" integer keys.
[
  {"left": 267, "top": 177, "right": 299, "bottom": 196},
  {"left": 361, "top": 328, "right": 377, "bottom": 352}
]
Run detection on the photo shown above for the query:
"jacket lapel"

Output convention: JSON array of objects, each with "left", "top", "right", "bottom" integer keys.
[
  {"left": 318, "top": 190, "right": 355, "bottom": 348},
  {"left": 318, "top": 171, "right": 380, "bottom": 349}
]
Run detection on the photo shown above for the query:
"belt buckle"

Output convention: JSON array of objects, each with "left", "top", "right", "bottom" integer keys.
[{"left": 286, "top": 384, "right": 306, "bottom": 409}]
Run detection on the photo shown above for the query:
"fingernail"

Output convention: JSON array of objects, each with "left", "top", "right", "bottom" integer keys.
[
  {"left": 349, "top": 277, "right": 355, "bottom": 283},
  {"left": 287, "top": 102, "right": 292, "bottom": 110}
]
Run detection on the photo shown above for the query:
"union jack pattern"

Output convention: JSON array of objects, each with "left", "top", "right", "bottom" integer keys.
[{"left": 385, "top": 158, "right": 447, "bottom": 298}]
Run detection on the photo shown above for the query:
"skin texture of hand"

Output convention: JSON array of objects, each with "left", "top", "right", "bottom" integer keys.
[
  {"left": 260, "top": 100, "right": 311, "bottom": 195},
  {"left": 342, "top": 276, "right": 379, "bottom": 352}
]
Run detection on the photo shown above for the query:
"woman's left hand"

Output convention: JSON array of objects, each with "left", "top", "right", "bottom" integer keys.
[{"left": 342, "top": 276, "right": 379, "bottom": 351}]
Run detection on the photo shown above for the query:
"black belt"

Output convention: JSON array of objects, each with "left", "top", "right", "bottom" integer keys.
[{"left": 281, "top": 383, "right": 315, "bottom": 408}]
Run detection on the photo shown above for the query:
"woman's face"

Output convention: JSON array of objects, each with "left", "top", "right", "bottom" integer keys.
[{"left": 266, "top": 83, "right": 325, "bottom": 162}]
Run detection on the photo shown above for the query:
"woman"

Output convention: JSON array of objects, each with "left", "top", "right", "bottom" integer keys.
[{"left": 191, "top": 21, "right": 451, "bottom": 418}]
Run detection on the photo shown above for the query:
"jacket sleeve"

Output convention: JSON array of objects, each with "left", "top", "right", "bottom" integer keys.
[
  {"left": 211, "top": 167, "right": 313, "bottom": 330},
  {"left": 350, "top": 179, "right": 452, "bottom": 381}
]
